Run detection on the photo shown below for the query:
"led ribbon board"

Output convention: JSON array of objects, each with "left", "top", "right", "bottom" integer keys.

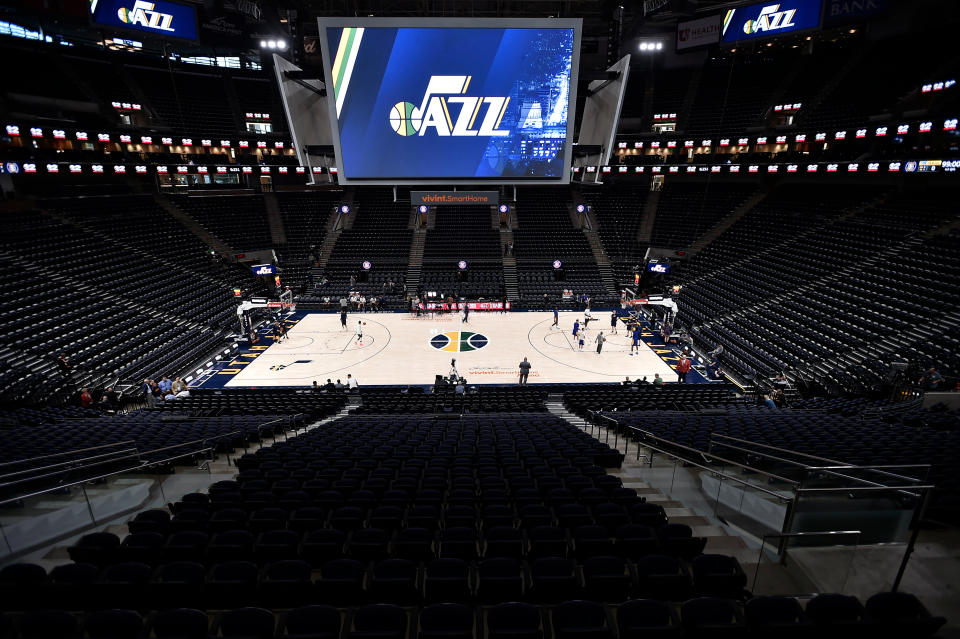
[
  {"left": 90, "top": 0, "right": 199, "bottom": 41},
  {"left": 721, "top": 0, "right": 822, "bottom": 43},
  {"left": 317, "top": 18, "right": 581, "bottom": 184}
]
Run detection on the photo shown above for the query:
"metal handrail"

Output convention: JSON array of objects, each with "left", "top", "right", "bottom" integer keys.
[
  {"left": 709, "top": 433, "right": 932, "bottom": 486},
  {"left": 710, "top": 433, "right": 849, "bottom": 466},
  {"left": 795, "top": 484, "right": 934, "bottom": 493},
  {"left": 0, "top": 452, "right": 144, "bottom": 490},
  {"left": 626, "top": 424, "right": 800, "bottom": 486},
  {"left": 0, "top": 448, "right": 141, "bottom": 482},
  {"left": 638, "top": 436, "right": 794, "bottom": 501},
  {"left": 0, "top": 440, "right": 138, "bottom": 468}
]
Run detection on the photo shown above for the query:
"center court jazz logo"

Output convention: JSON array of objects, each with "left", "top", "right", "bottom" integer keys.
[
  {"left": 115, "top": 1, "right": 177, "bottom": 32},
  {"left": 430, "top": 331, "right": 489, "bottom": 352},
  {"left": 390, "top": 76, "right": 511, "bottom": 137}
]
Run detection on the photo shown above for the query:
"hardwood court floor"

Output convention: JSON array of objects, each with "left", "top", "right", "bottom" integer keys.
[{"left": 226, "top": 311, "right": 678, "bottom": 387}]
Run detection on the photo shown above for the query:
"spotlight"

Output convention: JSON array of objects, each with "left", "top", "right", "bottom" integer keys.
[
  {"left": 418, "top": 205, "right": 428, "bottom": 214},
  {"left": 499, "top": 204, "right": 509, "bottom": 213},
  {"left": 639, "top": 42, "right": 648, "bottom": 51},
  {"left": 458, "top": 260, "right": 468, "bottom": 270},
  {"left": 260, "top": 40, "right": 266, "bottom": 48},
  {"left": 656, "top": 42, "right": 663, "bottom": 50},
  {"left": 553, "top": 260, "right": 563, "bottom": 269},
  {"left": 340, "top": 204, "right": 351, "bottom": 214},
  {"left": 576, "top": 204, "right": 586, "bottom": 214},
  {"left": 277, "top": 40, "right": 287, "bottom": 49},
  {"left": 267, "top": 40, "right": 277, "bottom": 49},
  {"left": 362, "top": 260, "right": 372, "bottom": 271}
]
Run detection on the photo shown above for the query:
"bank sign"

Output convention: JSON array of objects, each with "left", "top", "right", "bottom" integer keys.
[
  {"left": 90, "top": 0, "right": 199, "bottom": 41},
  {"left": 722, "top": 0, "right": 822, "bottom": 42}
]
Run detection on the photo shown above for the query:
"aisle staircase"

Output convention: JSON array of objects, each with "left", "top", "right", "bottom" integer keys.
[
  {"left": 687, "top": 190, "right": 767, "bottom": 258},
  {"left": 501, "top": 233, "right": 519, "bottom": 301},
  {"left": 154, "top": 194, "right": 234, "bottom": 258},
  {"left": 405, "top": 231, "right": 426, "bottom": 294},
  {"left": 263, "top": 193, "right": 287, "bottom": 245},
  {"left": 584, "top": 231, "right": 618, "bottom": 296}
]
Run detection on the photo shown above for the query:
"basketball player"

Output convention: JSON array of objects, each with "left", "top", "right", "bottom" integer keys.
[
  {"left": 572, "top": 319, "right": 580, "bottom": 340},
  {"left": 340, "top": 309, "right": 347, "bottom": 330},
  {"left": 631, "top": 324, "right": 642, "bottom": 356},
  {"left": 552, "top": 306, "right": 559, "bottom": 328},
  {"left": 595, "top": 331, "right": 606, "bottom": 355},
  {"left": 356, "top": 320, "right": 364, "bottom": 344},
  {"left": 610, "top": 311, "right": 618, "bottom": 334}
]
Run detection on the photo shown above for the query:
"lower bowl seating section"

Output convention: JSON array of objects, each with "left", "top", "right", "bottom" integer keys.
[
  {"left": 564, "top": 386, "right": 745, "bottom": 417},
  {"left": 649, "top": 183, "right": 758, "bottom": 253},
  {"left": 674, "top": 186, "right": 960, "bottom": 391},
  {"left": 321, "top": 189, "right": 413, "bottom": 309},
  {"left": 600, "top": 405, "right": 960, "bottom": 488},
  {"left": 172, "top": 195, "right": 273, "bottom": 253},
  {"left": 514, "top": 188, "right": 614, "bottom": 305},
  {"left": 581, "top": 185, "right": 648, "bottom": 285},
  {"left": 421, "top": 206, "right": 504, "bottom": 300},
  {"left": 0, "top": 591, "right": 944, "bottom": 639},
  {"left": 353, "top": 388, "right": 548, "bottom": 414},
  {"left": 0, "top": 207, "right": 244, "bottom": 402},
  {"left": 275, "top": 192, "right": 343, "bottom": 293},
  {"left": 0, "top": 411, "right": 946, "bottom": 637}
]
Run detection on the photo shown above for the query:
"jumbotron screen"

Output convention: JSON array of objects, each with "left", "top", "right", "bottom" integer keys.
[{"left": 317, "top": 18, "right": 581, "bottom": 184}]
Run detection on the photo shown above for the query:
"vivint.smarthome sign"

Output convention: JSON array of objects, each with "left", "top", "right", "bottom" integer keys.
[
  {"left": 676, "top": 15, "right": 722, "bottom": 50},
  {"left": 317, "top": 18, "right": 582, "bottom": 185},
  {"left": 722, "top": 0, "right": 822, "bottom": 42},
  {"left": 90, "top": 0, "right": 199, "bottom": 41}
]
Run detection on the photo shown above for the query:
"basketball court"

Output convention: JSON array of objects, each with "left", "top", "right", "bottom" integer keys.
[{"left": 216, "top": 311, "right": 682, "bottom": 387}]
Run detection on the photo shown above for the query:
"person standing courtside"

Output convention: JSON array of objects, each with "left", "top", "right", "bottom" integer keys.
[
  {"left": 610, "top": 311, "right": 618, "bottom": 334},
  {"left": 676, "top": 355, "right": 691, "bottom": 383},
  {"left": 595, "top": 331, "right": 606, "bottom": 355},
  {"left": 518, "top": 357, "right": 531, "bottom": 385}
]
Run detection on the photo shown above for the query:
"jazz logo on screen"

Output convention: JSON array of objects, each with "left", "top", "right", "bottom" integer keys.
[
  {"left": 117, "top": 1, "right": 177, "bottom": 32},
  {"left": 390, "top": 76, "right": 510, "bottom": 138},
  {"left": 732, "top": 4, "right": 797, "bottom": 35}
]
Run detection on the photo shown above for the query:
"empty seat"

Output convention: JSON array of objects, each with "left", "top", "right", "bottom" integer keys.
[
  {"left": 219, "top": 607, "right": 275, "bottom": 639},
  {"left": 616, "top": 599, "right": 680, "bottom": 639},
  {"left": 552, "top": 600, "right": 611, "bottom": 639},
  {"left": 691, "top": 554, "right": 747, "bottom": 599},
  {"left": 487, "top": 602, "right": 542, "bottom": 639},
  {"left": 83, "top": 609, "right": 143, "bottom": 639},
  {"left": 152, "top": 608, "right": 209, "bottom": 639},
  {"left": 349, "top": 604, "right": 407, "bottom": 639},
  {"left": 680, "top": 597, "right": 744, "bottom": 639},
  {"left": 864, "top": 591, "right": 946, "bottom": 638},
  {"left": 281, "top": 605, "right": 341, "bottom": 639},
  {"left": 744, "top": 596, "right": 809, "bottom": 639},
  {"left": 419, "top": 604, "right": 473, "bottom": 639}
]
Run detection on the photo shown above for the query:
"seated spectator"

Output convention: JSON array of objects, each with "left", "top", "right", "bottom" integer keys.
[
  {"left": 324, "top": 379, "right": 337, "bottom": 392},
  {"left": 335, "top": 379, "right": 345, "bottom": 390},
  {"left": 57, "top": 353, "right": 72, "bottom": 376},
  {"left": 920, "top": 367, "right": 944, "bottom": 391},
  {"left": 652, "top": 373, "right": 663, "bottom": 387},
  {"left": 80, "top": 388, "right": 93, "bottom": 408},
  {"left": 636, "top": 376, "right": 649, "bottom": 386},
  {"left": 171, "top": 377, "right": 187, "bottom": 394}
]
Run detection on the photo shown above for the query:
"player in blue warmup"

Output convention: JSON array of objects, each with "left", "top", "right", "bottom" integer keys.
[
  {"left": 552, "top": 306, "right": 559, "bottom": 328},
  {"left": 572, "top": 319, "right": 580, "bottom": 340},
  {"left": 631, "top": 325, "right": 642, "bottom": 355}
]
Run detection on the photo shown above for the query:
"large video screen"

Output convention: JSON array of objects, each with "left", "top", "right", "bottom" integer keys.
[
  {"left": 721, "top": 0, "right": 821, "bottom": 43},
  {"left": 318, "top": 18, "right": 581, "bottom": 184},
  {"left": 90, "top": 0, "right": 198, "bottom": 41}
]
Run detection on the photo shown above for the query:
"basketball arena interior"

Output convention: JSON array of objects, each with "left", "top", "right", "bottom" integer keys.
[{"left": 0, "top": 0, "right": 958, "bottom": 636}]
